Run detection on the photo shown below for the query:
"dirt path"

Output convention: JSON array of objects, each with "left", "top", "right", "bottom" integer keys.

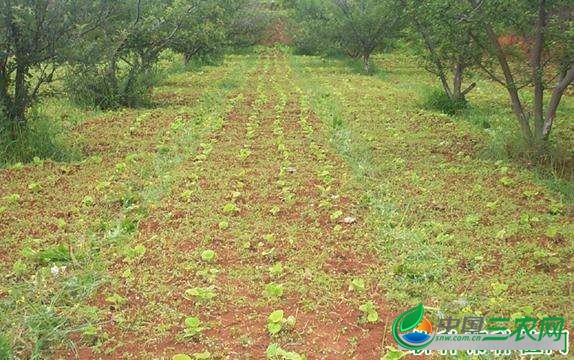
[{"left": 60, "top": 50, "right": 394, "bottom": 359}]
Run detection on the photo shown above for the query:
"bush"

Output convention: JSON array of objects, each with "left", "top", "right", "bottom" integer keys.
[
  {"left": 0, "top": 109, "right": 78, "bottom": 167},
  {"left": 65, "top": 65, "right": 160, "bottom": 111},
  {"left": 423, "top": 89, "right": 468, "bottom": 115}
]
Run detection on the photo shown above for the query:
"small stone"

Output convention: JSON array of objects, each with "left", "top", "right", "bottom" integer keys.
[{"left": 343, "top": 216, "right": 356, "bottom": 224}]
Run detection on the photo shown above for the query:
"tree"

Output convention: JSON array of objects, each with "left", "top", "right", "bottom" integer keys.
[
  {"left": 403, "top": 0, "right": 480, "bottom": 104},
  {"left": 66, "top": 0, "right": 198, "bottom": 110},
  {"left": 169, "top": 0, "right": 230, "bottom": 65},
  {"left": 467, "top": 0, "right": 573, "bottom": 146},
  {"left": 329, "top": 0, "right": 403, "bottom": 73},
  {"left": 226, "top": 0, "right": 274, "bottom": 48},
  {"left": 0, "top": 0, "right": 108, "bottom": 136},
  {"left": 288, "top": 0, "right": 334, "bottom": 55}
]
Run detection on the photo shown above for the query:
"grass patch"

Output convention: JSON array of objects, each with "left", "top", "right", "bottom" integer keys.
[
  {"left": 0, "top": 110, "right": 80, "bottom": 168},
  {"left": 422, "top": 88, "right": 468, "bottom": 115}
]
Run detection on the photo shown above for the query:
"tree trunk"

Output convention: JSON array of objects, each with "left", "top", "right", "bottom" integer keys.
[
  {"left": 543, "top": 65, "right": 574, "bottom": 140},
  {"left": 531, "top": 0, "right": 546, "bottom": 141},
  {"left": 184, "top": 52, "right": 192, "bottom": 65},
  {"left": 452, "top": 62, "right": 463, "bottom": 100},
  {"left": 361, "top": 52, "right": 372, "bottom": 74},
  {"left": 470, "top": 0, "right": 533, "bottom": 142}
]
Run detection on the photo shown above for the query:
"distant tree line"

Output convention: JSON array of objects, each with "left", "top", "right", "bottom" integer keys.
[
  {"left": 1, "top": 0, "right": 572, "bottom": 152},
  {"left": 286, "top": 0, "right": 573, "bottom": 149},
  {"left": 0, "top": 0, "right": 269, "bottom": 137}
]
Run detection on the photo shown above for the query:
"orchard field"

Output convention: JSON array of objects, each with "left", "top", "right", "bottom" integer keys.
[
  {"left": 1, "top": 47, "right": 573, "bottom": 359},
  {"left": 0, "top": 1, "right": 573, "bottom": 359}
]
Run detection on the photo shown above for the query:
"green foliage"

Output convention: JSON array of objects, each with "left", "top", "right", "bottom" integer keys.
[
  {"left": 183, "top": 317, "right": 204, "bottom": 338},
  {"left": 0, "top": 0, "right": 106, "bottom": 128},
  {"left": 201, "top": 250, "right": 217, "bottom": 262},
  {"left": 423, "top": 88, "right": 468, "bottom": 115},
  {"left": 359, "top": 301, "right": 379, "bottom": 323},
  {"left": 65, "top": 65, "right": 160, "bottom": 110},
  {"left": 403, "top": 0, "right": 480, "bottom": 101},
  {"left": 0, "top": 334, "right": 12, "bottom": 360},
  {"left": 264, "top": 283, "right": 284, "bottom": 299},
  {"left": 22, "top": 244, "right": 71, "bottom": 265},
  {"left": 289, "top": 0, "right": 403, "bottom": 72},
  {"left": 223, "top": 202, "right": 240, "bottom": 214},
  {"left": 266, "top": 343, "right": 306, "bottom": 360},
  {"left": 267, "top": 310, "right": 295, "bottom": 335},
  {"left": 185, "top": 287, "right": 216, "bottom": 303},
  {"left": 0, "top": 112, "right": 78, "bottom": 167},
  {"left": 381, "top": 347, "right": 407, "bottom": 360},
  {"left": 349, "top": 278, "right": 365, "bottom": 292},
  {"left": 173, "top": 355, "right": 192, "bottom": 360}
]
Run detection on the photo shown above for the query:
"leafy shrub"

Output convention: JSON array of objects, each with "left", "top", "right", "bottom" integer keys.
[
  {"left": 65, "top": 65, "right": 160, "bottom": 110},
  {"left": 423, "top": 89, "right": 468, "bottom": 115}
]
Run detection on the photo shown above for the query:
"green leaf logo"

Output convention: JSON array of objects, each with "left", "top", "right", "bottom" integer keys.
[
  {"left": 399, "top": 304, "right": 424, "bottom": 332},
  {"left": 392, "top": 304, "right": 434, "bottom": 350}
]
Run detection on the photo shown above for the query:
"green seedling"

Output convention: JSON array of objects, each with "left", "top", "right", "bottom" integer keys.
[
  {"left": 265, "top": 283, "right": 284, "bottom": 299},
  {"left": 56, "top": 218, "right": 66, "bottom": 230},
  {"left": 330, "top": 210, "right": 343, "bottom": 221},
  {"left": 12, "top": 260, "right": 27, "bottom": 277},
  {"left": 263, "top": 234, "right": 275, "bottom": 243},
  {"left": 548, "top": 201, "right": 564, "bottom": 215},
  {"left": 82, "top": 195, "right": 95, "bottom": 207},
  {"left": 183, "top": 317, "right": 204, "bottom": 338},
  {"left": 28, "top": 182, "right": 42, "bottom": 193},
  {"left": 269, "top": 262, "right": 283, "bottom": 277},
  {"left": 11, "top": 162, "right": 24, "bottom": 170},
  {"left": 124, "top": 244, "right": 146, "bottom": 262},
  {"left": 105, "top": 293, "right": 127, "bottom": 306},
  {"left": 173, "top": 355, "right": 192, "bottom": 360},
  {"left": 223, "top": 203, "right": 239, "bottom": 214},
  {"left": 185, "top": 287, "right": 216, "bottom": 303},
  {"left": 359, "top": 301, "right": 379, "bottom": 323},
  {"left": 200, "top": 250, "right": 216, "bottom": 262},
  {"left": 218, "top": 220, "right": 230, "bottom": 230},
  {"left": 270, "top": 206, "right": 280, "bottom": 216},
  {"left": 181, "top": 189, "right": 194, "bottom": 201},
  {"left": 381, "top": 347, "right": 407, "bottom": 360},
  {"left": 238, "top": 148, "right": 252, "bottom": 161},
  {"left": 266, "top": 343, "right": 306, "bottom": 360},
  {"left": 349, "top": 278, "right": 366, "bottom": 292},
  {"left": 499, "top": 176, "right": 514, "bottom": 186},
  {"left": 267, "top": 310, "right": 295, "bottom": 335},
  {"left": 115, "top": 162, "right": 127, "bottom": 173},
  {"left": 4, "top": 194, "right": 20, "bottom": 204},
  {"left": 33, "top": 156, "right": 44, "bottom": 166}
]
